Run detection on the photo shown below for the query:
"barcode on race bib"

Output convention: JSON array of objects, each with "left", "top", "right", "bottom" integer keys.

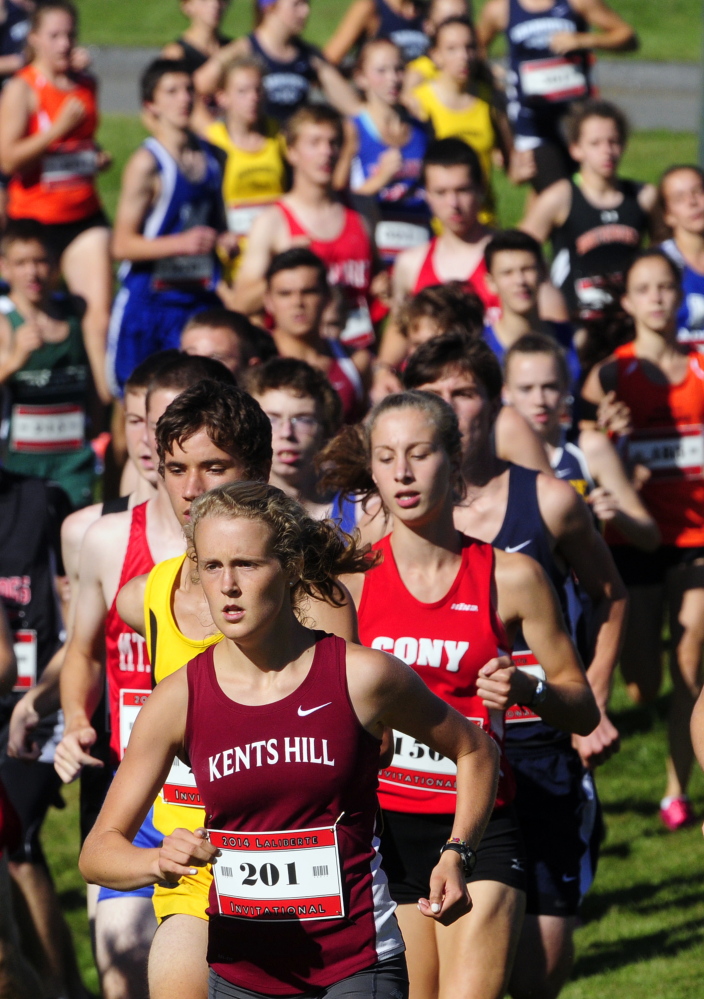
[{"left": 209, "top": 825, "right": 345, "bottom": 922}]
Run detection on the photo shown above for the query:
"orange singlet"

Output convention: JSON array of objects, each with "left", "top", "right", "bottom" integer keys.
[
  {"left": 7, "top": 65, "right": 101, "bottom": 225},
  {"left": 612, "top": 341, "right": 704, "bottom": 547}
]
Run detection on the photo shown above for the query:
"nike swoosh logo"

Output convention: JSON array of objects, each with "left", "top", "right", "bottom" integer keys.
[
  {"left": 297, "top": 702, "right": 332, "bottom": 717},
  {"left": 562, "top": 875, "right": 578, "bottom": 882},
  {"left": 505, "top": 540, "right": 531, "bottom": 554},
  {"left": 555, "top": 468, "right": 571, "bottom": 478}
]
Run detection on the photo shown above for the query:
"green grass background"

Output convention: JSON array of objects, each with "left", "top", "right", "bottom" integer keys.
[
  {"left": 74, "top": 0, "right": 703, "bottom": 62},
  {"left": 44, "top": 672, "right": 704, "bottom": 999}
]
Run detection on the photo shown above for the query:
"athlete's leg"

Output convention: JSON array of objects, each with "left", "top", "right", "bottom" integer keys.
[
  {"left": 95, "top": 896, "right": 156, "bottom": 999},
  {"left": 508, "top": 914, "right": 579, "bottom": 999},
  {"left": 395, "top": 903, "right": 440, "bottom": 999},
  {"left": 0, "top": 854, "right": 44, "bottom": 999},
  {"left": 435, "top": 881, "right": 525, "bottom": 999},
  {"left": 664, "top": 564, "right": 704, "bottom": 799},
  {"left": 148, "top": 914, "right": 209, "bottom": 999},
  {"left": 619, "top": 584, "right": 665, "bottom": 704},
  {"left": 61, "top": 226, "right": 113, "bottom": 404}
]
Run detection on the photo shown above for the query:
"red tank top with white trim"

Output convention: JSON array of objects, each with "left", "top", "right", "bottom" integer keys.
[
  {"left": 357, "top": 533, "right": 514, "bottom": 813},
  {"left": 8, "top": 65, "right": 101, "bottom": 224},
  {"left": 412, "top": 237, "right": 501, "bottom": 319},
  {"left": 277, "top": 201, "right": 374, "bottom": 350},
  {"left": 104, "top": 502, "right": 154, "bottom": 764},
  {"left": 185, "top": 634, "right": 404, "bottom": 995},
  {"left": 610, "top": 342, "right": 704, "bottom": 547}
]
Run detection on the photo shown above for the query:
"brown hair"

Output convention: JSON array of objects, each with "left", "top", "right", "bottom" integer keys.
[
  {"left": 155, "top": 380, "right": 273, "bottom": 479},
  {"left": 218, "top": 53, "right": 265, "bottom": 90},
  {"left": 504, "top": 332, "right": 570, "bottom": 389},
  {"left": 243, "top": 357, "right": 343, "bottom": 440},
  {"left": 187, "top": 481, "right": 375, "bottom": 606},
  {"left": 564, "top": 99, "right": 629, "bottom": 148},
  {"left": 402, "top": 330, "right": 503, "bottom": 402},
  {"left": 284, "top": 104, "right": 343, "bottom": 150},
  {"left": 397, "top": 283, "right": 484, "bottom": 339},
  {"left": 31, "top": 1, "right": 78, "bottom": 32},
  {"left": 145, "top": 352, "right": 234, "bottom": 414},
  {"left": 318, "top": 390, "right": 464, "bottom": 503}
]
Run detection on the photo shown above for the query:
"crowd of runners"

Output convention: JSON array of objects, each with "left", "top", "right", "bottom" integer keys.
[{"left": 0, "top": 0, "right": 703, "bottom": 997}]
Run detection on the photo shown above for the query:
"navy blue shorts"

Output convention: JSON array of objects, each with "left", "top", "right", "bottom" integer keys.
[
  {"left": 505, "top": 743, "right": 603, "bottom": 917},
  {"left": 106, "top": 286, "right": 219, "bottom": 395}
]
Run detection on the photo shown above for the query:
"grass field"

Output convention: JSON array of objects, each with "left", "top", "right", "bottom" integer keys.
[
  {"left": 94, "top": 115, "right": 698, "bottom": 228},
  {"left": 43, "top": 672, "right": 704, "bottom": 999},
  {"left": 73, "top": 0, "right": 703, "bottom": 63}
]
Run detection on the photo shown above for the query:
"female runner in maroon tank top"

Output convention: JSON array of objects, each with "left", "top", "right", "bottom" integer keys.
[
  {"left": 324, "top": 391, "right": 598, "bottom": 999},
  {"left": 80, "top": 481, "right": 502, "bottom": 999}
]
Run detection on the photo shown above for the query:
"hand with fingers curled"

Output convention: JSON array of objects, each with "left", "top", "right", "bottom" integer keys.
[
  {"left": 476, "top": 655, "right": 535, "bottom": 711},
  {"left": 418, "top": 850, "right": 472, "bottom": 925},
  {"left": 54, "top": 725, "right": 103, "bottom": 783},
  {"left": 155, "top": 826, "right": 219, "bottom": 886}
]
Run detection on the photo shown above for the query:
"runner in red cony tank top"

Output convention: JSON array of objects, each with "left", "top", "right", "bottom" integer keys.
[
  {"left": 412, "top": 237, "right": 501, "bottom": 317},
  {"left": 277, "top": 201, "right": 375, "bottom": 350},
  {"left": 185, "top": 634, "right": 404, "bottom": 995},
  {"left": 610, "top": 343, "right": 704, "bottom": 547},
  {"left": 7, "top": 65, "right": 101, "bottom": 225},
  {"left": 358, "top": 533, "right": 514, "bottom": 813},
  {"left": 104, "top": 501, "right": 155, "bottom": 764}
]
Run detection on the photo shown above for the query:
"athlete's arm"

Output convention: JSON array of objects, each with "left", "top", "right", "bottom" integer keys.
[
  {"left": 479, "top": 550, "right": 600, "bottom": 735},
  {"left": 116, "top": 574, "right": 148, "bottom": 637},
  {"left": 80, "top": 669, "right": 216, "bottom": 891},
  {"left": 55, "top": 524, "right": 111, "bottom": 783},
  {"left": 193, "top": 38, "right": 250, "bottom": 98},
  {"left": 476, "top": 0, "right": 508, "bottom": 52},
  {"left": 540, "top": 475, "right": 627, "bottom": 766},
  {"left": 560, "top": 0, "right": 637, "bottom": 54},
  {"left": 298, "top": 582, "right": 359, "bottom": 643},
  {"left": 638, "top": 182, "right": 659, "bottom": 239},
  {"left": 495, "top": 407, "right": 554, "bottom": 475},
  {"left": 346, "top": 643, "right": 499, "bottom": 923},
  {"left": 0, "top": 76, "right": 86, "bottom": 174},
  {"left": 323, "top": 0, "right": 375, "bottom": 65},
  {"left": 581, "top": 356, "right": 617, "bottom": 408},
  {"left": 313, "top": 55, "right": 362, "bottom": 118},
  {"left": 0, "top": 601, "right": 16, "bottom": 696},
  {"left": 537, "top": 280, "right": 570, "bottom": 322},
  {"left": 579, "top": 427, "right": 660, "bottom": 551},
  {"left": 519, "top": 179, "right": 572, "bottom": 244},
  {"left": 229, "top": 206, "right": 286, "bottom": 315},
  {"left": 111, "top": 148, "right": 218, "bottom": 262}
]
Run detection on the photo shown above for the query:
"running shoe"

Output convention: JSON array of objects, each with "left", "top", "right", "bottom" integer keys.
[{"left": 659, "top": 796, "right": 696, "bottom": 831}]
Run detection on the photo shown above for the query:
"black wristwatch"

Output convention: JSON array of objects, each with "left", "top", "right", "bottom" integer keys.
[
  {"left": 527, "top": 678, "right": 548, "bottom": 708},
  {"left": 439, "top": 840, "right": 477, "bottom": 877}
]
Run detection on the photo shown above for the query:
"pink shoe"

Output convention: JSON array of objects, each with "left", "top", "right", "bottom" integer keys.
[{"left": 660, "top": 796, "right": 696, "bottom": 831}]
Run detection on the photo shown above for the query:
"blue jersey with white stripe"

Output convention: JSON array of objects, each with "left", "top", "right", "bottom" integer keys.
[
  {"left": 661, "top": 238, "right": 704, "bottom": 351},
  {"left": 119, "top": 136, "right": 224, "bottom": 307}
]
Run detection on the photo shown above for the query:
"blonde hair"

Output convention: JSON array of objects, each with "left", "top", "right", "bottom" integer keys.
[{"left": 186, "top": 481, "right": 376, "bottom": 606}]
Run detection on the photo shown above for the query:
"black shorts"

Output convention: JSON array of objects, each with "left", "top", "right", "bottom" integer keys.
[
  {"left": 9, "top": 209, "right": 110, "bottom": 260},
  {"left": 208, "top": 956, "right": 409, "bottom": 999},
  {"left": 506, "top": 743, "right": 603, "bottom": 917},
  {"left": 0, "top": 756, "right": 64, "bottom": 865},
  {"left": 380, "top": 806, "right": 526, "bottom": 905},
  {"left": 610, "top": 544, "right": 704, "bottom": 588}
]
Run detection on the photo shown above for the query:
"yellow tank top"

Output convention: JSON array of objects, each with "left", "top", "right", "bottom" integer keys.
[
  {"left": 145, "top": 555, "right": 222, "bottom": 836},
  {"left": 412, "top": 81, "right": 497, "bottom": 224},
  {"left": 407, "top": 54, "right": 438, "bottom": 83},
  {"left": 206, "top": 120, "right": 286, "bottom": 227}
]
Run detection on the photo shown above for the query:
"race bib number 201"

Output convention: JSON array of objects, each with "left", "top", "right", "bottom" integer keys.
[{"left": 209, "top": 825, "right": 345, "bottom": 922}]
